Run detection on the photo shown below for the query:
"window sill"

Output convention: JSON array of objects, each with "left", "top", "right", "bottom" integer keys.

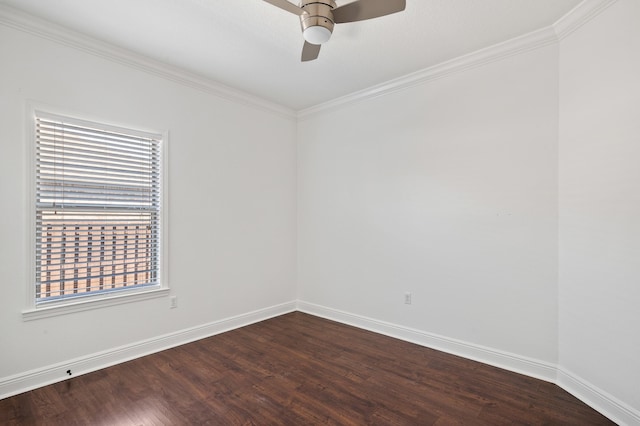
[{"left": 22, "top": 287, "right": 170, "bottom": 321}]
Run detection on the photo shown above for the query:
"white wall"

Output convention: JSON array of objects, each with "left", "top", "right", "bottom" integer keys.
[
  {"left": 558, "top": 0, "right": 640, "bottom": 417},
  {"left": 298, "top": 44, "right": 560, "bottom": 364},
  {"left": 0, "top": 24, "right": 297, "bottom": 384},
  {"left": 3, "top": 2, "right": 639, "bottom": 423}
]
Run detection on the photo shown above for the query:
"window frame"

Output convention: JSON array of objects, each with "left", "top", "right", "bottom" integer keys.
[{"left": 23, "top": 105, "right": 169, "bottom": 321}]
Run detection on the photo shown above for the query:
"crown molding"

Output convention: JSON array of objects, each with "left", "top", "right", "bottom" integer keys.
[
  {"left": 298, "top": 0, "right": 619, "bottom": 120},
  {"left": 0, "top": 0, "right": 619, "bottom": 121},
  {"left": 0, "top": 4, "right": 296, "bottom": 120},
  {"left": 297, "top": 25, "right": 558, "bottom": 120},
  {"left": 554, "top": 0, "right": 618, "bottom": 40}
]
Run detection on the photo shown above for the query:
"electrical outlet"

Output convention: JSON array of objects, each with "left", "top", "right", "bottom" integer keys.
[
  {"left": 404, "top": 292, "right": 412, "bottom": 305},
  {"left": 170, "top": 296, "right": 178, "bottom": 309}
]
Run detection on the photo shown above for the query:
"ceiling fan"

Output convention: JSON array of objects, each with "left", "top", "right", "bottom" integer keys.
[{"left": 264, "top": 0, "right": 406, "bottom": 61}]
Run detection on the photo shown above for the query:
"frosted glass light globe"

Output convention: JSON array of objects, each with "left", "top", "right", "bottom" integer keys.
[{"left": 303, "top": 25, "right": 332, "bottom": 45}]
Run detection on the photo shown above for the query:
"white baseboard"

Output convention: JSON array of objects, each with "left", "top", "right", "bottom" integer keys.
[
  {"left": 0, "top": 301, "right": 296, "bottom": 400},
  {"left": 297, "top": 300, "right": 639, "bottom": 426},
  {"left": 297, "top": 300, "right": 557, "bottom": 382},
  {"left": 3, "top": 300, "right": 637, "bottom": 426},
  {"left": 557, "top": 368, "right": 640, "bottom": 426}
]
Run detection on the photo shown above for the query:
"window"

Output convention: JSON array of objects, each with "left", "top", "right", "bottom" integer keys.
[{"left": 28, "top": 110, "right": 167, "bottom": 315}]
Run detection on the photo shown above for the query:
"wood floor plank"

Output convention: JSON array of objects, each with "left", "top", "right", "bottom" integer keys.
[{"left": 0, "top": 312, "right": 615, "bottom": 425}]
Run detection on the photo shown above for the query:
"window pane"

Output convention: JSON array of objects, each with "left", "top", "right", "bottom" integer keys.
[{"left": 35, "top": 113, "right": 162, "bottom": 305}]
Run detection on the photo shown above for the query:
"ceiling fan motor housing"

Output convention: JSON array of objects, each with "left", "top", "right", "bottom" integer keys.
[{"left": 300, "top": 0, "right": 336, "bottom": 45}]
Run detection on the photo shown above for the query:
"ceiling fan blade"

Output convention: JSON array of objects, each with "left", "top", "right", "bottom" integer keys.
[
  {"left": 333, "top": 0, "right": 406, "bottom": 23},
  {"left": 263, "top": 0, "right": 305, "bottom": 16},
  {"left": 301, "top": 41, "right": 321, "bottom": 62}
]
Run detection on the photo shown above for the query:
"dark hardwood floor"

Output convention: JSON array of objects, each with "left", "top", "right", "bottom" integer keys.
[{"left": 1, "top": 312, "right": 615, "bottom": 425}]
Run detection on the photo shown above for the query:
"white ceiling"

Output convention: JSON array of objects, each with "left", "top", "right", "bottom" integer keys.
[{"left": 1, "top": 0, "right": 582, "bottom": 110}]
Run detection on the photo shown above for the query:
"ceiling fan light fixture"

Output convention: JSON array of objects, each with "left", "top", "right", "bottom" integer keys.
[
  {"left": 303, "top": 25, "right": 332, "bottom": 45},
  {"left": 263, "top": 0, "right": 406, "bottom": 61}
]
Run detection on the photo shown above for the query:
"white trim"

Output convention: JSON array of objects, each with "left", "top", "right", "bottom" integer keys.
[
  {"left": 160, "top": 128, "right": 170, "bottom": 317},
  {"left": 296, "top": 301, "right": 638, "bottom": 425},
  {"left": 557, "top": 368, "right": 640, "bottom": 426},
  {"left": 297, "top": 0, "right": 618, "bottom": 119},
  {"left": 0, "top": 1, "right": 616, "bottom": 120},
  {"left": 5, "top": 302, "right": 638, "bottom": 425},
  {"left": 2, "top": 301, "right": 297, "bottom": 400},
  {"left": 554, "top": 0, "right": 618, "bottom": 41},
  {"left": 0, "top": 4, "right": 296, "bottom": 121},
  {"left": 22, "top": 287, "right": 170, "bottom": 321},
  {"left": 24, "top": 100, "right": 37, "bottom": 313},
  {"left": 296, "top": 300, "right": 557, "bottom": 383},
  {"left": 23, "top": 103, "right": 171, "bottom": 320},
  {"left": 297, "top": 26, "right": 559, "bottom": 120}
]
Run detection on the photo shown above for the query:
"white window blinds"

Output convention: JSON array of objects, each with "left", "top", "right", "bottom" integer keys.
[{"left": 35, "top": 112, "right": 162, "bottom": 304}]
